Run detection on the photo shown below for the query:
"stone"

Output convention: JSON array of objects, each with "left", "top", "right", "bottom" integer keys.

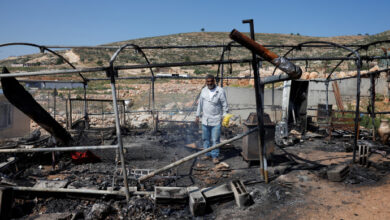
[
  {"left": 188, "top": 187, "right": 206, "bottom": 216},
  {"left": 230, "top": 180, "right": 253, "bottom": 208},
  {"left": 33, "top": 180, "right": 69, "bottom": 189},
  {"left": 201, "top": 183, "right": 233, "bottom": 202},
  {"left": 154, "top": 186, "right": 188, "bottom": 203},
  {"left": 327, "top": 164, "right": 349, "bottom": 182}
]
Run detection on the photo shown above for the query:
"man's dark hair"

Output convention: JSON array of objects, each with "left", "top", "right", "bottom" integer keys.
[{"left": 206, "top": 74, "right": 215, "bottom": 80}]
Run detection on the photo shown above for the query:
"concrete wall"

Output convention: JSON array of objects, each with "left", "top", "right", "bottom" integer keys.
[
  {"left": 224, "top": 77, "right": 389, "bottom": 122},
  {"left": 0, "top": 94, "right": 30, "bottom": 139},
  {"left": 225, "top": 86, "right": 282, "bottom": 122}
]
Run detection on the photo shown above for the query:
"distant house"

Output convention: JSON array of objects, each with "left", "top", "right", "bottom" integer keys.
[{"left": 0, "top": 89, "right": 30, "bottom": 139}]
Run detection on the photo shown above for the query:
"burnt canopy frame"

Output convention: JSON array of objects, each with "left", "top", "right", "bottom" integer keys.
[{"left": 0, "top": 39, "right": 390, "bottom": 198}]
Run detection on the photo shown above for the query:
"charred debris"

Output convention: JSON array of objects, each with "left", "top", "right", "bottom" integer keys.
[{"left": 1, "top": 20, "right": 390, "bottom": 219}]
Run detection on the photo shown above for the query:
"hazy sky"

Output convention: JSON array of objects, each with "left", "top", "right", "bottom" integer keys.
[{"left": 1, "top": 0, "right": 389, "bottom": 59}]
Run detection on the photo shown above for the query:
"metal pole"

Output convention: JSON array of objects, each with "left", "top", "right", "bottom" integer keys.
[
  {"left": 53, "top": 89, "right": 57, "bottom": 120},
  {"left": 370, "top": 72, "right": 376, "bottom": 141},
  {"left": 66, "top": 94, "right": 69, "bottom": 130},
  {"left": 353, "top": 61, "right": 362, "bottom": 162},
  {"left": 110, "top": 76, "right": 131, "bottom": 201},
  {"left": 0, "top": 143, "right": 143, "bottom": 153},
  {"left": 242, "top": 19, "right": 267, "bottom": 182},
  {"left": 151, "top": 76, "right": 156, "bottom": 131},
  {"left": 221, "top": 44, "right": 224, "bottom": 87},
  {"left": 69, "top": 96, "right": 73, "bottom": 128},
  {"left": 11, "top": 186, "right": 152, "bottom": 196},
  {"left": 139, "top": 127, "right": 257, "bottom": 182},
  {"left": 123, "top": 101, "right": 126, "bottom": 125},
  {"left": 83, "top": 84, "right": 89, "bottom": 129}
]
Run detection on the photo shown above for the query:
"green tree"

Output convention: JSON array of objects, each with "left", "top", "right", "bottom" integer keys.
[{"left": 55, "top": 57, "right": 64, "bottom": 65}]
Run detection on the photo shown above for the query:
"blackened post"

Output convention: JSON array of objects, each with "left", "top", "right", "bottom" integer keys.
[
  {"left": 370, "top": 71, "right": 376, "bottom": 140},
  {"left": 242, "top": 19, "right": 267, "bottom": 182},
  {"left": 65, "top": 95, "right": 69, "bottom": 130},
  {"left": 83, "top": 83, "right": 89, "bottom": 129},
  {"left": 353, "top": 61, "right": 362, "bottom": 162},
  {"left": 221, "top": 45, "right": 224, "bottom": 87}
]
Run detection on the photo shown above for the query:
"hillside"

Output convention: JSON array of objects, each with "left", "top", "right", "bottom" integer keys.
[{"left": 1, "top": 31, "right": 389, "bottom": 76}]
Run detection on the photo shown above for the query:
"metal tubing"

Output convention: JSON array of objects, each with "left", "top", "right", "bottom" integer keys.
[
  {"left": 0, "top": 144, "right": 142, "bottom": 153},
  {"left": 353, "top": 61, "right": 362, "bottom": 163},
  {"left": 0, "top": 59, "right": 252, "bottom": 79},
  {"left": 2, "top": 56, "right": 389, "bottom": 79},
  {"left": 325, "top": 81, "right": 329, "bottom": 123},
  {"left": 11, "top": 186, "right": 153, "bottom": 196},
  {"left": 138, "top": 127, "right": 258, "bottom": 182},
  {"left": 230, "top": 29, "right": 302, "bottom": 79},
  {"left": 370, "top": 71, "right": 376, "bottom": 141},
  {"left": 0, "top": 42, "right": 87, "bottom": 83},
  {"left": 12, "top": 43, "right": 367, "bottom": 50},
  {"left": 110, "top": 77, "right": 130, "bottom": 201},
  {"left": 260, "top": 73, "right": 291, "bottom": 85},
  {"left": 83, "top": 84, "right": 89, "bottom": 129}
]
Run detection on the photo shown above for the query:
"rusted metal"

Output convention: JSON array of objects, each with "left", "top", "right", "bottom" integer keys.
[
  {"left": 229, "top": 29, "right": 278, "bottom": 62},
  {"left": 1, "top": 67, "right": 72, "bottom": 145},
  {"left": 229, "top": 29, "right": 302, "bottom": 79}
]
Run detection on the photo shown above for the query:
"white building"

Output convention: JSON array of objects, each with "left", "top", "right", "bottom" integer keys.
[{"left": 0, "top": 89, "right": 30, "bottom": 139}]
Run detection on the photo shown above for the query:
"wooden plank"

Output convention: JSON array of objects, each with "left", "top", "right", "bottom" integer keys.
[{"left": 332, "top": 81, "right": 344, "bottom": 112}]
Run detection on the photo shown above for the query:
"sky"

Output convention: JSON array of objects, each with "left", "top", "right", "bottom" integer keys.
[{"left": 0, "top": 0, "right": 389, "bottom": 59}]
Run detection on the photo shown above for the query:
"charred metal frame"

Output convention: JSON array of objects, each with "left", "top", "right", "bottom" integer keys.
[{"left": 1, "top": 34, "right": 390, "bottom": 199}]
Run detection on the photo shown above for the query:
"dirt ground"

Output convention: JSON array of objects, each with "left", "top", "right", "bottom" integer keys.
[{"left": 2, "top": 124, "right": 390, "bottom": 219}]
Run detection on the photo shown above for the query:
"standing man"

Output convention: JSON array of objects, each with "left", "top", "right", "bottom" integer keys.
[{"left": 196, "top": 74, "right": 229, "bottom": 164}]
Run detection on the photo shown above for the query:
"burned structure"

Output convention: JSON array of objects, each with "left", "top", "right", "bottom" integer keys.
[{"left": 0, "top": 20, "right": 390, "bottom": 219}]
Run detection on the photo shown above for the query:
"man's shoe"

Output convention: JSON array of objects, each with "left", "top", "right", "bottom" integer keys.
[
  {"left": 201, "top": 156, "right": 211, "bottom": 161},
  {"left": 212, "top": 158, "right": 220, "bottom": 164}
]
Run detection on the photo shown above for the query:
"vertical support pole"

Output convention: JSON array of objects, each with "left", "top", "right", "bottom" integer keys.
[
  {"left": 370, "top": 72, "right": 376, "bottom": 141},
  {"left": 66, "top": 95, "right": 69, "bottom": 130},
  {"left": 47, "top": 91, "right": 50, "bottom": 110},
  {"left": 123, "top": 101, "right": 126, "bottom": 126},
  {"left": 272, "top": 83, "right": 276, "bottom": 120},
  {"left": 325, "top": 81, "right": 331, "bottom": 140},
  {"left": 221, "top": 45, "right": 224, "bottom": 88},
  {"left": 83, "top": 84, "right": 89, "bottom": 129},
  {"left": 353, "top": 61, "right": 362, "bottom": 163},
  {"left": 242, "top": 19, "right": 266, "bottom": 182},
  {"left": 101, "top": 101, "right": 104, "bottom": 124},
  {"left": 53, "top": 88, "right": 57, "bottom": 121},
  {"left": 151, "top": 76, "right": 157, "bottom": 131},
  {"left": 110, "top": 75, "right": 130, "bottom": 201},
  {"left": 69, "top": 97, "right": 73, "bottom": 128}
]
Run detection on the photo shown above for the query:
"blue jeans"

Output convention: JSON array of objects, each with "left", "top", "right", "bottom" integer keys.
[{"left": 202, "top": 124, "right": 221, "bottom": 158}]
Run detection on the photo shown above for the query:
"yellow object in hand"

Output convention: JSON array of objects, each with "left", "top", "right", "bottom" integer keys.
[{"left": 222, "top": 113, "right": 234, "bottom": 127}]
